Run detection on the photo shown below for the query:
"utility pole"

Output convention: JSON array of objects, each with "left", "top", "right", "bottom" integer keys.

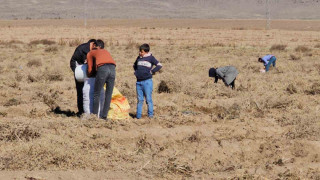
[
  {"left": 84, "top": 0, "right": 88, "bottom": 28},
  {"left": 266, "top": 0, "right": 271, "bottom": 30}
]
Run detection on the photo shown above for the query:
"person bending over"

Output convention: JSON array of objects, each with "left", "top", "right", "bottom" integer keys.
[
  {"left": 258, "top": 54, "right": 276, "bottom": 72},
  {"left": 209, "top": 66, "right": 238, "bottom": 89},
  {"left": 87, "top": 40, "right": 116, "bottom": 120}
]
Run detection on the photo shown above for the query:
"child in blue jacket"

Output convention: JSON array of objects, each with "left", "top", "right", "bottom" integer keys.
[{"left": 133, "top": 44, "right": 162, "bottom": 119}]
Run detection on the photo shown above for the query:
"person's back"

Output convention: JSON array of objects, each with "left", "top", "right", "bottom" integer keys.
[{"left": 87, "top": 49, "right": 116, "bottom": 77}]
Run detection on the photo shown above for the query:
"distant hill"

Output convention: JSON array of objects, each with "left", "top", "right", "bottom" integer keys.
[{"left": 1, "top": 0, "right": 320, "bottom": 20}]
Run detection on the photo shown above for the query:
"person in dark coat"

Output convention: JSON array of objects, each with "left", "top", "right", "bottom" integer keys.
[
  {"left": 209, "top": 66, "right": 238, "bottom": 89},
  {"left": 70, "top": 39, "right": 96, "bottom": 116}
]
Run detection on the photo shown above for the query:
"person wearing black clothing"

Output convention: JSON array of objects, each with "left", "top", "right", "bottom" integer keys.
[{"left": 70, "top": 39, "right": 96, "bottom": 116}]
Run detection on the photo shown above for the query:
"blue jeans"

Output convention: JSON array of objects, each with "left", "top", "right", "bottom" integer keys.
[
  {"left": 136, "top": 79, "right": 153, "bottom": 119},
  {"left": 265, "top": 56, "right": 276, "bottom": 72}
]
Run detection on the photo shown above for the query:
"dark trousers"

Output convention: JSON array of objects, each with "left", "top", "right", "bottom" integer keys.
[
  {"left": 75, "top": 78, "right": 84, "bottom": 114},
  {"left": 230, "top": 79, "right": 235, "bottom": 89},
  {"left": 93, "top": 64, "right": 116, "bottom": 118},
  {"left": 265, "top": 56, "right": 276, "bottom": 71}
]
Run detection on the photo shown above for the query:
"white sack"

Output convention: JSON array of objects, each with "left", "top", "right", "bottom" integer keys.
[
  {"left": 75, "top": 64, "right": 88, "bottom": 82},
  {"left": 83, "top": 78, "right": 105, "bottom": 116}
]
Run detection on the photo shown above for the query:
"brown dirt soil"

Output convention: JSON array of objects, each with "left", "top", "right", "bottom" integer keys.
[{"left": 0, "top": 19, "right": 319, "bottom": 179}]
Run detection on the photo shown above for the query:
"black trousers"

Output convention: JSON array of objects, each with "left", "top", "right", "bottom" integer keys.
[{"left": 75, "top": 78, "right": 84, "bottom": 114}]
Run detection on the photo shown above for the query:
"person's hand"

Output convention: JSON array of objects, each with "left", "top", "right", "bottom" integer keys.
[
  {"left": 84, "top": 59, "right": 87, "bottom": 64},
  {"left": 150, "top": 71, "right": 155, "bottom": 75}
]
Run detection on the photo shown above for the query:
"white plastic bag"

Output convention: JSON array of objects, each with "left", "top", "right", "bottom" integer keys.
[{"left": 75, "top": 64, "right": 88, "bottom": 82}]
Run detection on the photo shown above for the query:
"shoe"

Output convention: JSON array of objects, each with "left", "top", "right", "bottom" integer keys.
[
  {"left": 76, "top": 112, "right": 83, "bottom": 117},
  {"left": 100, "top": 116, "right": 108, "bottom": 121}
]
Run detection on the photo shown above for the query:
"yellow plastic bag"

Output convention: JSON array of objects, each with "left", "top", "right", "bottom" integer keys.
[{"left": 106, "top": 87, "right": 130, "bottom": 120}]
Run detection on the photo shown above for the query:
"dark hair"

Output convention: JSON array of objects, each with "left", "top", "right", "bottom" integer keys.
[
  {"left": 258, "top": 58, "right": 262, "bottom": 62},
  {"left": 95, "top": 39, "right": 104, "bottom": 49},
  {"left": 139, "top": 43, "right": 150, "bottom": 52},
  {"left": 88, "top": 39, "right": 97, "bottom": 43},
  {"left": 209, "top": 68, "right": 216, "bottom": 77}
]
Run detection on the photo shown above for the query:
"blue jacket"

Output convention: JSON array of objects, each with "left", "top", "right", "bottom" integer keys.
[
  {"left": 133, "top": 53, "right": 162, "bottom": 81},
  {"left": 261, "top": 54, "right": 275, "bottom": 66}
]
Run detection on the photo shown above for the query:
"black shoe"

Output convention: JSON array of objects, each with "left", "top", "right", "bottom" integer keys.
[
  {"left": 100, "top": 116, "right": 108, "bottom": 121},
  {"left": 76, "top": 112, "right": 83, "bottom": 117}
]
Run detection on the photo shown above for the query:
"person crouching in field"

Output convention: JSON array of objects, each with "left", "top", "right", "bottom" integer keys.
[
  {"left": 87, "top": 40, "right": 116, "bottom": 120},
  {"left": 258, "top": 54, "right": 276, "bottom": 72},
  {"left": 133, "top": 44, "right": 162, "bottom": 119},
  {"left": 209, "top": 66, "right": 238, "bottom": 89}
]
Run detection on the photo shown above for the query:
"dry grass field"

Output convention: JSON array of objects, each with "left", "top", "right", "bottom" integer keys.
[{"left": 0, "top": 19, "right": 319, "bottom": 179}]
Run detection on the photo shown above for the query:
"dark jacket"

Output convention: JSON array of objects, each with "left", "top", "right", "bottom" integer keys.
[
  {"left": 70, "top": 42, "right": 91, "bottom": 72},
  {"left": 133, "top": 53, "right": 162, "bottom": 81}
]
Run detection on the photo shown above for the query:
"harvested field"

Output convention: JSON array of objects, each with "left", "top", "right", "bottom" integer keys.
[{"left": 0, "top": 19, "right": 319, "bottom": 179}]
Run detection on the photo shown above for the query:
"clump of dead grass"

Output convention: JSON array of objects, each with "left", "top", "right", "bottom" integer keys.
[
  {"left": 287, "top": 84, "right": 298, "bottom": 94},
  {"left": 27, "top": 59, "right": 42, "bottom": 67},
  {"left": 0, "top": 40, "right": 24, "bottom": 45},
  {"left": 68, "top": 38, "right": 84, "bottom": 47},
  {"left": 305, "top": 82, "right": 320, "bottom": 95},
  {"left": 265, "top": 97, "right": 292, "bottom": 109},
  {"left": 289, "top": 54, "right": 301, "bottom": 61},
  {"left": 0, "top": 125, "right": 41, "bottom": 142},
  {"left": 45, "top": 73, "right": 63, "bottom": 82},
  {"left": 0, "top": 112, "right": 8, "bottom": 117},
  {"left": 125, "top": 38, "right": 140, "bottom": 50},
  {"left": 295, "top": 45, "right": 311, "bottom": 53},
  {"left": 15, "top": 73, "right": 23, "bottom": 82},
  {"left": 187, "top": 131, "right": 201, "bottom": 143},
  {"left": 27, "top": 75, "right": 38, "bottom": 83},
  {"left": 211, "top": 42, "right": 225, "bottom": 47},
  {"left": 166, "top": 158, "right": 193, "bottom": 177},
  {"left": 158, "top": 80, "right": 180, "bottom": 94},
  {"left": 270, "top": 44, "right": 287, "bottom": 51},
  {"left": 158, "top": 81, "right": 171, "bottom": 93},
  {"left": 194, "top": 103, "right": 241, "bottom": 120},
  {"left": 4, "top": 98, "right": 21, "bottom": 107},
  {"left": 314, "top": 43, "right": 320, "bottom": 48},
  {"left": 136, "top": 135, "right": 151, "bottom": 154},
  {"left": 44, "top": 46, "right": 58, "bottom": 52},
  {"left": 29, "top": 39, "right": 56, "bottom": 46}
]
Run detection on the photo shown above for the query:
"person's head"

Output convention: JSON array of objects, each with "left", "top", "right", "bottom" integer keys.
[
  {"left": 88, "top": 39, "right": 97, "bottom": 50},
  {"left": 88, "top": 39, "right": 96, "bottom": 43},
  {"left": 94, "top": 39, "right": 105, "bottom": 49},
  {"left": 139, "top": 44, "right": 150, "bottom": 57},
  {"left": 258, "top": 58, "right": 263, "bottom": 63},
  {"left": 209, "top": 68, "right": 216, "bottom": 77}
]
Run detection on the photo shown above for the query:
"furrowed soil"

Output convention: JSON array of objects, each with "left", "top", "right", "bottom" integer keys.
[{"left": 0, "top": 19, "right": 319, "bottom": 179}]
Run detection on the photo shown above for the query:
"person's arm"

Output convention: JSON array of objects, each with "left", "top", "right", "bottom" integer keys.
[
  {"left": 214, "top": 76, "right": 219, "bottom": 83},
  {"left": 133, "top": 57, "right": 138, "bottom": 71},
  {"left": 70, "top": 48, "right": 79, "bottom": 72},
  {"left": 151, "top": 57, "right": 162, "bottom": 74},
  {"left": 87, "top": 52, "right": 93, "bottom": 77}
]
